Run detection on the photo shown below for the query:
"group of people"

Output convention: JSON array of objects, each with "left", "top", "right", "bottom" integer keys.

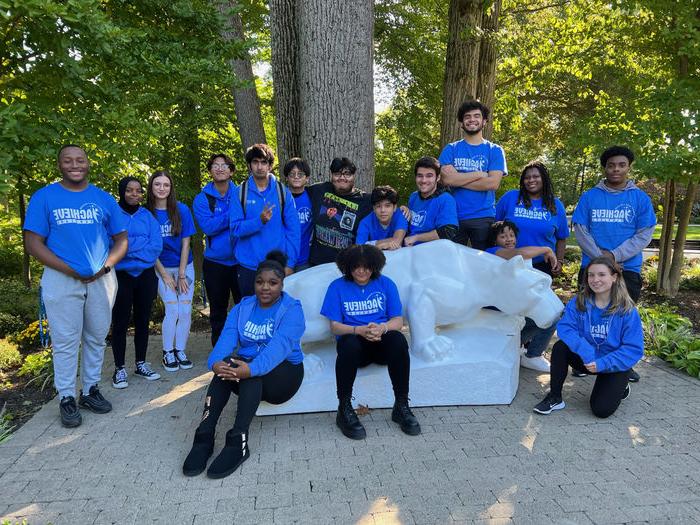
[{"left": 23, "top": 99, "right": 654, "bottom": 480}]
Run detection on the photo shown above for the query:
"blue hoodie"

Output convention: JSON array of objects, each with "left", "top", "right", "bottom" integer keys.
[
  {"left": 207, "top": 292, "right": 305, "bottom": 376},
  {"left": 193, "top": 181, "right": 237, "bottom": 266},
  {"left": 113, "top": 207, "right": 163, "bottom": 277},
  {"left": 229, "top": 174, "right": 301, "bottom": 270},
  {"left": 557, "top": 297, "right": 644, "bottom": 373}
]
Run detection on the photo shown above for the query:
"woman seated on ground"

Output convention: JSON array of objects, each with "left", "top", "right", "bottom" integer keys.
[
  {"left": 183, "top": 251, "right": 305, "bottom": 479},
  {"left": 533, "top": 256, "right": 643, "bottom": 417},
  {"left": 486, "top": 220, "right": 559, "bottom": 372},
  {"left": 321, "top": 244, "right": 420, "bottom": 440}
]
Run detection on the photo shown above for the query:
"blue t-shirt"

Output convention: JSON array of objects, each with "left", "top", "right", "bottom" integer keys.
[
  {"left": 495, "top": 190, "right": 569, "bottom": 263},
  {"left": 321, "top": 274, "right": 403, "bottom": 327},
  {"left": 572, "top": 185, "right": 656, "bottom": 273},
  {"left": 293, "top": 190, "right": 313, "bottom": 266},
  {"left": 154, "top": 202, "right": 196, "bottom": 268},
  {"left": 438, "top": 139, "right": 507, "bottom": 220},
  {"left": 23, "top": 183, "right": 126, "bottom": 277},
  {"left": 407, "top": 191, "right": 458, "bottom": 237},
  {"left": 485, "top": 246, "right": 500, "bottom": 255},
  {"left": 356, "top": 209, "right": 408, "bottom": 244},
  {"left": 241, "top": 301, "right": 283, "bottom": 344}
]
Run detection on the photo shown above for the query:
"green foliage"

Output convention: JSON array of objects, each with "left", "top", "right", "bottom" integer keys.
[
  {"left": 9, "top": 321, "right": 43, "bottom": 353},
  {"left": 642, "top": 257, "right": 700, "bottom": 291},
  {"left": 0, "top": 278, "right": 37, "bottom": 324},
  {"left": 18, "top": 349, "right": 54, "bottom": 391},
  {"left": 680, "top": 261, "right": 700, "bottom": 291},
  {"left": 0, "top": 313, "right": 24, "bottom": 338},
  {"left": 0, "top": 417, "right": 15, "bottom": 444},
  {"left": 0, "top": 339, "right": 22, "bottom": 371},
  {"left": 639, "top": 305, "right": 700, "bottom": 379}
]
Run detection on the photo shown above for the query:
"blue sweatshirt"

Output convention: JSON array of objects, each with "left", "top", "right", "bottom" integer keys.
[
  {"left": 557, "top": 297, "right": 644, "bottom": 373},
  {"left": 193, "top": 181, "right": 237, "bottom": 266},
  {"left": 207, "top": 292, "right": 305, "bottom": 376},
  {"left": 229, "top": 174, "right": 301, "bottom": 270},
  {"left": 113, "top": 207, "right": 163, "bottom": 277}
]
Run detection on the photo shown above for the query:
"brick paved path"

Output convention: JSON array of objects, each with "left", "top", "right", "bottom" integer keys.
[{"left": 1, "top": 333, "right": 699, "bottom": 524}]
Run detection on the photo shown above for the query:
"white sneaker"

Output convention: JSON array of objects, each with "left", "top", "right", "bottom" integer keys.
[{"left": 520, "top": 353, "right": 551, "bottom": 372}]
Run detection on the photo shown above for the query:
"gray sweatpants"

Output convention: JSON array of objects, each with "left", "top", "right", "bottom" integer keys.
[{"left": 41, "top": 267, "right": 118, "bottom": 399}]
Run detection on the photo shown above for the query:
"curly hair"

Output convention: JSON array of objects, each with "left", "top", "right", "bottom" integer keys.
[
  {"left": 457, "top": 100, "right": 490, "bottom": 121},
  {"left": 371, "top": 185, "right": 398, "bottom": 205},
  {"left": 600, "top": 146, "right": 634, "bottom": 167},
  {"left": 487, "top": 220, "right": 519, "bottom": 248},
  {"left": 336, "top": 244, "right": 386, "bottom": 281}
]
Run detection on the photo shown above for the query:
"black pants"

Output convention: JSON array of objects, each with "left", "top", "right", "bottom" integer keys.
[
  {"left": 455, "top": 217, "right": 494, "bottom": 250},
  {"left": 203, "top": 259, "right": 241, "bottom": 346},
  {"left": 111, "top": 268, "right": 158, "bottom": 368},
  {"left": 335, "top": 331, "right": 410, "bottom": 399},
  {"left": 534, "top": 260, "right": 554, "bottom": 276},
  {"left": 237, "top": 266, "right": 257, "bottom": 299},
  {"left": 550, "top": 340, "right": 630, "bottom": 418},
  {"left": 578, "top": 266, "right": 642, "bottom": 303},
  {"left": 197, "top": 360, "right": 304, "bottom": 434}
]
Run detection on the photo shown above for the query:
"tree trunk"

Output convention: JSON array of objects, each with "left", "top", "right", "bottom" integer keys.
[
  {"left": 656, "top": 179, "right": 676, "bottom": 295},
  {"left": 217, "top": 1, "right": 266, "bottom": 150},
  {"left": 667, "top": 181, "right": 698, "bottom": 296},
  {"left": 269, "top": 0, "right": 301, "bottom": 169},
  {"left": 476, "top": 0, "right": 501, "bottom": 141},
  {"left": 441, "top": 0, "right": 483, "bottom": 146},
  {"left": 297, "top": 0, "right": 375, "bottom": 189}
]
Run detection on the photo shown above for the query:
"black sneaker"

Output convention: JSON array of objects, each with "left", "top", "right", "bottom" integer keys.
[
  {"left": 59, "top": 396, "right": 82, "bottom": 428},
  {"left": 134, "top": 361, "right": 161, "bottom": 381},
  {"left": 336, "top": 397, "right": 366, "bottom": 440},
  {"left": 79, "top": 385, "right": 113, "bottom": 414},
  {"left": 571, "top": 368, "right": 589, "bottom": 378},
  {"left": 533, "top": 393, "right": 565, "bottom": 415},
  {"left": 622, "top": 384, "right": 631, "bottom": 401},
  {"left": 391, "top": 397, "right": 421, "bottom": 436},
  {"left": 628, "top": 368, "right": 640, "bottom": 383},
  {"left": 112, "top": 367, "right": 128, "bottom": 389},
  {"left": 175, "top": 350, "right": 193, "bottom": 370},
  {"left": 162, "top": 351, "right": 179, "bottom": 372}
]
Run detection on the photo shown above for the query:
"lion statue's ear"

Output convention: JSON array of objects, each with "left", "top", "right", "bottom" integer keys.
[{"left": 503, "top": 255, "right": 527, "bottom": 275}]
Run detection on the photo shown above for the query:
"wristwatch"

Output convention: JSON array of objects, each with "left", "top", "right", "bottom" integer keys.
[{"left": 103, "top": 265, "right": 112, "bottom": 274}]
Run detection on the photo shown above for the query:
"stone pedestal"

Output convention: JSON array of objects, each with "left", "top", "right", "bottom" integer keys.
[{"left": 257, "top": 308, "right": 522, "bottom": 415}]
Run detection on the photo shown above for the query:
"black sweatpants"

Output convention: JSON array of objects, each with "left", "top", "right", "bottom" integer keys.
[
  {"left": 454, "top": 217, "right": 494, "bottom": 251},
  {"left": 111, "top": 268, "right": 158, "bottom": 368},
  {"left": 197, "top": 360, "right": 304, "bottom": 434},
  {"left": 203, "top": 259, "right": 241, "bottom": 346},
  {"left": 550, "top": 340, "right": 630, "bottom": 418},
  {"left": 335, "top": 331, "right": 410, "bottom": 399},
  {"left": 578, "top": 266, "right": 642, "bottom": 303}
]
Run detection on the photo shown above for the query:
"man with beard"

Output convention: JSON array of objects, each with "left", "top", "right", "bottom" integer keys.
[
  {"left": 24, "top": 145, "right": 128, "bottom": 427},
  {"left": 438, "top": 100, "right": 507, "bottom": 250},
  {"left": 307, "top": 157, "right": 372, "bottom": 266}
]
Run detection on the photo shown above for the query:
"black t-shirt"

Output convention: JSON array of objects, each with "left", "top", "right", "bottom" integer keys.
[{"left": 307, "top": 182, "right": 372, "bottom": 266}]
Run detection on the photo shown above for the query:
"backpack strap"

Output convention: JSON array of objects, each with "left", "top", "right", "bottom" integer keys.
[
  {"left": 276, "top": 180, "right": 286, "bottom": 227},
  {"left": 205, "top": 193, "right": 217, "bottom": 213},
  {"left": 239, "top": 179, "right": 249, "bottom": 215}
]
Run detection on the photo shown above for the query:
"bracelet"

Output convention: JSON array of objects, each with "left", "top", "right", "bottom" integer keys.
[
  {"left": 382, "top": 323, "right": 388, "bottom": 334},
  {"left": 178, "top": 276, "right": 187, "bottom": 280}
]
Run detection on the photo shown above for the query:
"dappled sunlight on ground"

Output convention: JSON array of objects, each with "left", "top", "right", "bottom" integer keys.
[
  {"left": 125, "top": 371, "right": 211, "bottom": 417},
  {"left": 355, "top": 498, "right": 404, "bottom": 524},
  {"left": 519, "top": 414, "right": 540, "bottom": 453},
  {"left": 627, "top": 424, "right": 646, "bottom": 446}
]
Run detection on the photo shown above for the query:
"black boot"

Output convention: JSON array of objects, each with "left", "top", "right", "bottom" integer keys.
[
  {"left": 206, "top": 430, "right": 250, "bottom": 479},
  {"left": 182, "top": 430, "right": 215, "bottom": 476},
  {"left": 336, "top": 397, "right": 366, "bottom": 440},
  {"left": 392, "top": 397, "right": 421, "bottom": 436}
]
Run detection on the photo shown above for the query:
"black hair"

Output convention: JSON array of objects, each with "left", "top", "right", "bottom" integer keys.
[
  {"left": 329, "top": 157, "right": 357, "bottom": 174},
  {"left": 255, "top": 250, "right": 288, "bottom": 279},
  {"left": 413, "top": 156, "right": 440, "bottom": 176},
  {"left": 518, "top": 161, "right": 557, "bottom": 214},
  {"left": 370, "top": 185, "right": 398, "bottom": 205},
  {"left": 206, "top": 153, "right": 236, "bottom": 172},
  {"left": 600, "top": 146, "right": 634, "bottom": 167},
  {"left": 57, "top": 144, "right": 86, "bottom": 161},
  {"left": 336, "top": 244, "right": 386, "bottom": 281},
  {"left": 283, "top": 158, "right": 311, "bottom": 178},
  {"left": 457, "top": 100, "right": 490, "bottom": 122},
  {"left": 245, "top": 143, "right": 275, "bottom": 167},
  {"left": 487, "top": 220, "right": 519, "bottom": 248}
]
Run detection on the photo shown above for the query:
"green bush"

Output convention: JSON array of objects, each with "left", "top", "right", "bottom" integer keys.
[
  {"left": 18, "top": 349, "right": 54, "bottom": 391},
  {"left": 9, "top": 320, "right": 44, "bottom": 352},
  {"left": 0, "top": 278, "right": 38, "bottom": 324},
  {"left": 0, "top": 338, "right": 22, "bottom": 371},
  {"left": 639, "top": 305, "right": 700, "bottom": 379},
  {"left": 0, "top": 417, "right": 15, "bottom": 444},
  {"left": 680, "top": 261, "right": 700, "bottom": 291},
  {"left": 0, "top": 312, "right": 24, "bottom": 338}
]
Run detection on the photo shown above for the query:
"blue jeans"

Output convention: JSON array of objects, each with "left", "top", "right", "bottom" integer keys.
[{"left": 521, "top": 317, "right": 557, "bottom": 357}]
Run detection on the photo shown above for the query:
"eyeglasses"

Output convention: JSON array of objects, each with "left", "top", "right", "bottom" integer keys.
[
  {"left": 211, "top": 163, "right": 230, "bottom": 169},
  {"left": 332, "top": 171, "right": 355, "bottom": 179},
  {"left": 287, "top": 171, "right": 307, "bottom": 179}
]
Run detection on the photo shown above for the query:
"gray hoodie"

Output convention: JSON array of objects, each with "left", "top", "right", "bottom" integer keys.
[{"left": 573, "top": 180, "right": 655, "bottom": 268}]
